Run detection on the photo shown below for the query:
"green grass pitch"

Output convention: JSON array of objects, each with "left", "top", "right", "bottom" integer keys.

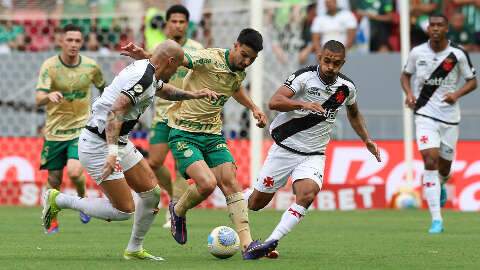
[{"left": 1, "top": 207, "right": 479, "bottom": 270}]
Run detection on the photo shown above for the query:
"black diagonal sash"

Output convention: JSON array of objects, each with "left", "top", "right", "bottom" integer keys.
[
  {"left": 414, "top": 52, "right": 458, "bottom": 111},
  {"left": 271, "top": 85, "right": 349, "bottom": 143}
]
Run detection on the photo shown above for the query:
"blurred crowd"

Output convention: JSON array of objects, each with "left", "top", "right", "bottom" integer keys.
[{"left": 1, "top": 0, "right": 480, "bottom": 56}]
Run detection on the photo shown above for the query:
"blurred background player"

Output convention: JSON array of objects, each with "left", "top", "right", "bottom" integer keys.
[
  {"left": 147, "top": 4, "right": 204, "bottom": 229},
  {"left": 121, "top": 28, "right": 276, "bottom": 260},
  {"left": 247, "top": 40, "right": 381, "bottom": 258},
  {"left": 42, "top": 40, "right": 218, "bottom": 261},
  {"left": 35, "top": 24, "right": 106, "bottom": 233},
  {"left": 401, "top": 15, "right": 477, "bottom": 234}
]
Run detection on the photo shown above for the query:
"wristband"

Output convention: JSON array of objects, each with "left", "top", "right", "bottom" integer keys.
[{"left": 108, "top": 144, "right": 119, "bottom": 156}]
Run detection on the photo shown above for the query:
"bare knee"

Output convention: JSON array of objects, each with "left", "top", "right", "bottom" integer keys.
[
  {"left": 248, "top": 191, "right": 272, "bottom": 211},
  {"left": 421, "top": 152, "right": 438, "bottom": 170},
  {"left": 296, "top": 189, "right": 319, "bottom": 208},
  {"left": 67, "top": 165, "right": 83, "bottom": 180},
  {"left": 424, "top": 157, "right": 438, "bottom": 170},
  {"left": 196, "top": 177, "right": 217, "bottom": 197}
]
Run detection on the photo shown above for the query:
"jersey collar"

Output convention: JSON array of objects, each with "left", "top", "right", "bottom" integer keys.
[
  {"left": 316, "top": 65, "right": 337, "bottom": 86},
  {"left": 58, "top": 55, "right": 82, "bottom": 68},
  {"left": 225, "top": 49, "right": 236, "bottom": 72}
]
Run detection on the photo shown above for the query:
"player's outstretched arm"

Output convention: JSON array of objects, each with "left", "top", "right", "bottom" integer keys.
[
  {"left": 269, "top": 85, "right": 325, "bottom": 113},
  {"left": 444, "top": 77, "right": 477, "bottom": 105},
  {"left": 400, "top": 72, "right": 416, "bottom": 109},
  {"left": 232, "top": 86, "right": 267, "bottom": 128},
  {"left": 120, "top": 42, "right": 152, "bottom": 60},
  {"left": 155, "top": 82, "right": 219, "bottom": 101},
  {"left": 346, "top": 102, "right": 381, "bottom": 162},
  {"left": 35, "top": 91, "right": 64, "bottom": 106},
  {"left": 102, "top": 94, "right": 132, "bottom": 180}
]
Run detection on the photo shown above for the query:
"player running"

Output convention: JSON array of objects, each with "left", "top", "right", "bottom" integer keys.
[
  {"left": 147, "top": 4, "right": 204, "bottom": 229},
  {"left": 401, "top": 15, "right": 477, "bottom": 234},
  {"left": 36, "top": 24, "right": 106, "bottom": 232},
  {"left": 41, "top": 40, "right": 218, "bottom": 261},
  {"left": 121, "top": 28, "right": 276, "bottom": 260},
  {"left": 246, "top": 40, "right": 381, "bottom": 258}
]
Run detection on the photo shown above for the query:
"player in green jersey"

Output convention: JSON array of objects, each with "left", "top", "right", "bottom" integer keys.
[{"left": 36, "top": 24, "right": 106, "bottom": 232}]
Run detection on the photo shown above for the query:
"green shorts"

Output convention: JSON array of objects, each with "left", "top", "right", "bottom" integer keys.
[
  {"left": 168, "top": 128, "right": 235, "bottom": 178},
  {"left": 40, "top": 138, "right": 79, "bottom": 170},
  {"left": 149, "top": 121, "right": 171, "bottom": 144}
]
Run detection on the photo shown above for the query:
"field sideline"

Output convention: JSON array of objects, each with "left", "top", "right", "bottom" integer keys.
[{"left": 1, "top": 207, "right": 479, "bottom": 270}]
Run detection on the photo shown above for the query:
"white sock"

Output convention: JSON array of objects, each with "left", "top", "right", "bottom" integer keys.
[
  {"left": 55, "top": 193, "right": 132, "bottom": 221},
  {"left": 423, "top": 170, "right": 442, "bottom": 221},
  {"left": 266, "top": 203, "right": 307, "bottom": 241},
  {"left": 126, "top": 186, "right": 161, "bottom": 252}
]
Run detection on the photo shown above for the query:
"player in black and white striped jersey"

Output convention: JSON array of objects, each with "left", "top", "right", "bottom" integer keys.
[
  {"left": 401, "top": 14, "right": 477, "bottom": 234},
  {"left": 246, "top": 40, "right": 381, "bottom": 258}
]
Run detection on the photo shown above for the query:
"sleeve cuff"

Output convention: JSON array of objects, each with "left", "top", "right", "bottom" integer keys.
[
  {"left": 120, "top": 90, "right": 136, "bottom": 105},
  {"left": 284, "top": 84, "right": 296, "bottom": 93},
  {"left": 36, "top": 88, "right": 50, "bottom": 92},
  {"left": 184, "top": 53, "right": 193, "bottom": 69}
]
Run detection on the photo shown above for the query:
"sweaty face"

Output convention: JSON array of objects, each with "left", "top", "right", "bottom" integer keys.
[
  {"left": 427, "top": 17, "right": 448, "bottom": 42},
  {"left": 165, "top": 13, "right": 188, "bottom": 41},
  {"left": 231, "top": 43, "right": 258, "bottom": 71},
  {"left": 318, "top": 49, "right": 345, "bottom": 78},
  {"left": 61, "top": 31, "right": 83, "bottom": 57}
]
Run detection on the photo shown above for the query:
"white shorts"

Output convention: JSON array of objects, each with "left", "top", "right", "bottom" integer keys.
[
  {"left": 415, "top": 115, "right": 458, "bottom": 161},
  {"left": 78, "top": 129, "right": 143, "bottom": 184},
  {"left": 253, "top": 143, "right": 325, "bottom": 194}
]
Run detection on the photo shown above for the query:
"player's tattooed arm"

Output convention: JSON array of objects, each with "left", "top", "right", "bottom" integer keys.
[
  {"left": 269, "top": 86, "right": 325, "bottom": 113},
  {"left": 156, "top": 83, "right": 219, "bottom": 101},
  {"left": 347, "top": 102, "right": 381, "bottom": 162},
  {"left": 101, "top": 94, "right": 131, "bottom": 180},
  {"left": 233, "top": 86, "right": 267, "bottom": 128},
  {"left": 400, "top": 72, "right": 416, "bottom": 109},
  {"left": 105, "top": 94, "right": 131, "bottom": 147}
]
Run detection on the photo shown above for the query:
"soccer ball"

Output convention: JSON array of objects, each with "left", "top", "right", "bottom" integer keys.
[
  {"left": 207, "top": 226, "right": 240, "bottom": 259},
  {"left": 393, "top": 191, "right": 421, "bottom": 209}
]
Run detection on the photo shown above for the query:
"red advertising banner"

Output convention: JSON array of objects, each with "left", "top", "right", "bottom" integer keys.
[{"left": 1, "top": 138, "right": 479, "bottom": 211}]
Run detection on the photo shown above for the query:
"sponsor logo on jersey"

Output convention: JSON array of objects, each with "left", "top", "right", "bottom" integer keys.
[
  {"left": 306, "top": 87, "right": 322, "bottom": 96},
  {"left": 418, "top": 60, "right": 427, "bottom": 66},
  {"left": 424, "top": 77, "right": 448, "bottom": 86},
  {"left": 184, "top": 149, "right": 193, "bottom": 158}
]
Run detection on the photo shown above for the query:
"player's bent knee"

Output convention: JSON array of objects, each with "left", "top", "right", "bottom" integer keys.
[
  {"left": 196, "top": 178, "right": 217, "bottom": 196},
  {"left": 247, "top": 196, "right": 268, "bottom": 211}
]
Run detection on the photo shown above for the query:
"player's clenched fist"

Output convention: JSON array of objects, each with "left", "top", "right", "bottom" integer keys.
[
  {"left": 48, "top": 91, "right": 64, "bottom": 103},
  {"left": 192, "top": 88, "right": 219, "bottom": 101},
  {"left": 405, "top": 93, "right": 416, "bottom": 109},
  {"left": 252, "top": 108, "right": 267, "bottom": 128}
]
